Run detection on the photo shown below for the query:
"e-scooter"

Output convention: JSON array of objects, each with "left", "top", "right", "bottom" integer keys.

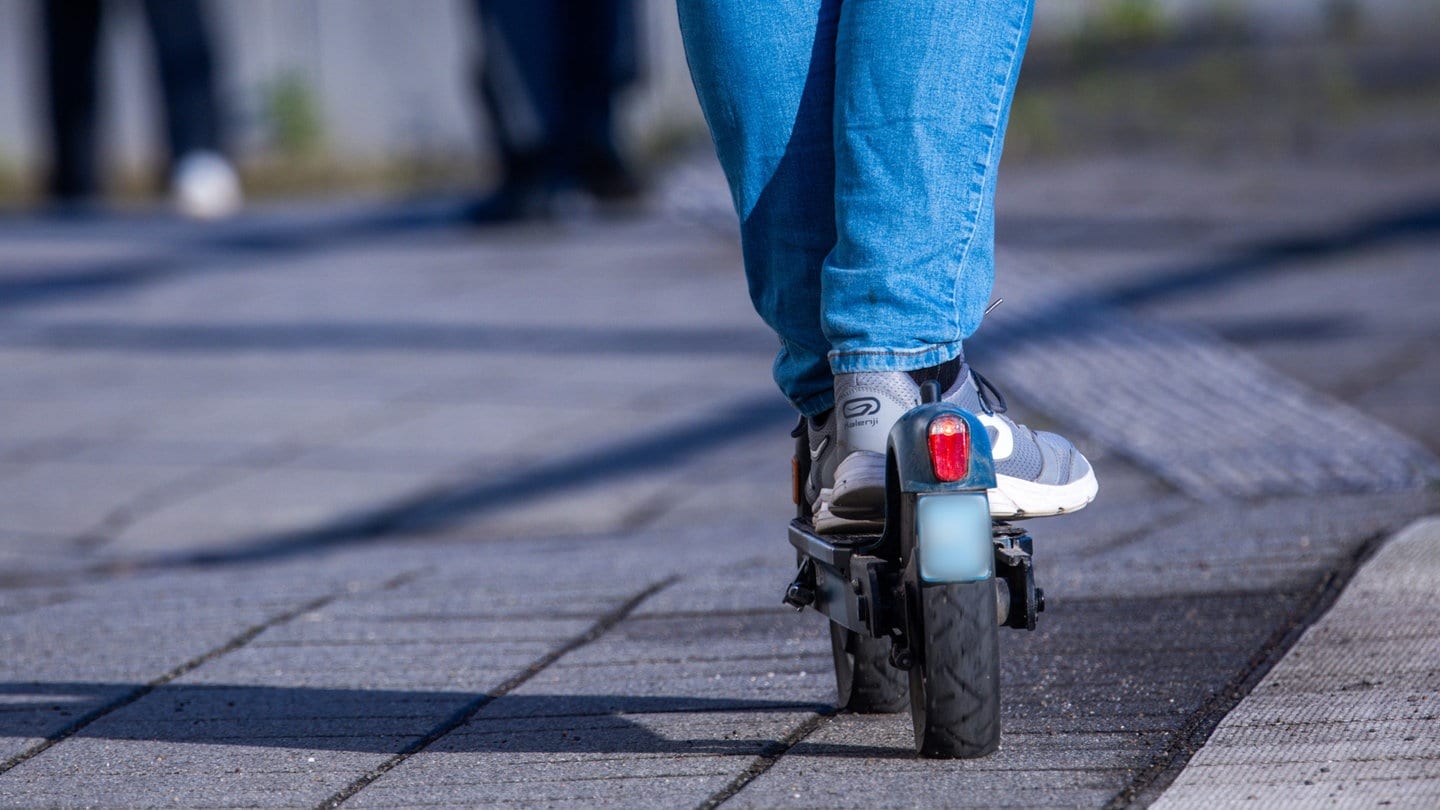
[{"left": 783, "top": 380, "right": 1043, "bottom": 758}]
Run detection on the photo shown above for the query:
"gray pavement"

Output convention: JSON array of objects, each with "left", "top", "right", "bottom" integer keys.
[
  {"left": 1, "top": 150, "right": 1438, "bottom": 808},
  {"left": 1153, "top": 516, "right": 1440, "bottom": 809}
]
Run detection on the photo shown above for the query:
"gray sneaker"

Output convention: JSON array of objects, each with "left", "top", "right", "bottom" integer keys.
[
  {"left": 804, "top": 410, "right": 884, "bottom": 534},
  {"left": 818, "top": 366, "right": 1098, "bottom": 529}
]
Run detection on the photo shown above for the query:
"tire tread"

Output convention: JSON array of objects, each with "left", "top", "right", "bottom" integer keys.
[
  {"left": 830, "top": 623, "right": 907, "bottom": 713},
  {"left": 911, "top": 581, "right": 1000, "bottom": 757}
]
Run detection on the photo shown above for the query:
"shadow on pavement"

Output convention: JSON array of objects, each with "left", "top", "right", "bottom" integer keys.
[
  {"left": 0, "top": 308, "right": 1346, "bottom": 359},
  {"left": 1098, "top": 195, "right": 1440, "bottom": 309},
  {"left": 4, "top": 320, "right": 776, "bottom": 356},
  {"left": 0, "top": 199, "right": 463, "bottom": 312},
  {"left": 104, "top": 391, "right": 794, "bottom": 572},
  {"left": 976, "top": 195, "right": 1440, "bottom": 354},
  {"left": 5, "top": 194, "right": 1437, "bottom": 327},
  {"left": 0, "top": 682, "right": 857, "bottom": 757}
]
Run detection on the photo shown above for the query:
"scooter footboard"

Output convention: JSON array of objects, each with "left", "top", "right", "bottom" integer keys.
[
  {"left": 785, "top": 518, "right": 1042, "bottom": 634},
  {"left": 785, "top": 523, "right": 898, "bottom": 638}
]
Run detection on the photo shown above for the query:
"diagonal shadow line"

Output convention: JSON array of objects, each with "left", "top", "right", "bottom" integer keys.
[
  {"left": 108, "top": 391, "right": 796, "bottom": 572},
  {"left": 979, "top": 195, "right": 1440, "bottom": 355},
  {"left": 0, "top": 201, "right": 461, "bottom": 312},
  {"left": 0, "top": 591, "right": 346, "bottom": 775},
  {"left": 1101, "top": 195, "right": 1440, "bottom": 310},
  {"left": 997, "top": 213, "right": 1218, "bottom": 250},
  {"left": 0, "top": 681, "right": 844, "bottom": 758},
  {"left": 5, "top": 320, "right": 778, "bottom": 356}
]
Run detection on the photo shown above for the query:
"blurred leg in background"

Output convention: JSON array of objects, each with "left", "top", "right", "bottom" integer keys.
[
  {"left": 42, "top": 0, "right": 104, "bottom": 203},
  {"left": 565, "top": 0, "right": 641, "bottom": 201},
  {"left": 39, "top": 0, "right": 241, "bottom": 218},
  {"left": 470, "top": 0, "right": 642, "bottom": 223},
  {"left": 141, "top": 0, "right": 242, "bottom": 219}
]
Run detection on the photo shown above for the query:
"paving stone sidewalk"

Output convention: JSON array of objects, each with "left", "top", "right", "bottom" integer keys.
[{"left": 1, "top": 152, "right": 1438, "bottom": 807}]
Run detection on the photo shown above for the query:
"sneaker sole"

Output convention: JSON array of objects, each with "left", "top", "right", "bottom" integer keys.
[
  {"left": 988, "top": 468, "right": 1099, "bottom": 519},
  {"left": 811, "top": 495, "right": 884, "bottom": 534},
  {"left": 826, "top": 451, "right": 887, "bottom": 518}
]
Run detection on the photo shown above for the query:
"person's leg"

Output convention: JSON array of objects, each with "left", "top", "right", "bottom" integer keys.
[
  {"left": 819, "top": 0, "right": 1095, "bottom": 525},
  {"left": 825, "top": 0, "right": 1032, "bottom": 373},
  {"left": 679, "top": 0, "right": 1093, "bottom": 529},
  {"left": 471, "top": 0, "right": 564, "bottom": 219},
  {"left": 142, "top": 0, "right": 240, "bottom": 219},
  {"left": 676, "top": 0, "right": 840, "bottom": 417},
  {"left": 141, "top": 0, "right": 222, "bottom": 161},
  {"left": 561, "top": 0, "right": 641, "bottom": 200},
  {"left": 41, "top": 0, "right": 103, "bottom": 201}
]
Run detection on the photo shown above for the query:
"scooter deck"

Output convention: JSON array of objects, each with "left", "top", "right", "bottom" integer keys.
[
  {"left": 787, "top": 521, "right": 877, "bottom": 567},
  {"left": 785, "top": 518, "right": 1043, "bottom": 632}
]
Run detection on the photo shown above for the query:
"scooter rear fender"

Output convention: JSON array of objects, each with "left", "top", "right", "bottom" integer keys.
[{"left": 887, "top": 402, "right": 996, "bottom": 493}]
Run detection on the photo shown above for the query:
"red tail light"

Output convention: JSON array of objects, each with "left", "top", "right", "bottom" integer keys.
[{"left": 928, "top": 414, "right": 970, "bottom": 482}]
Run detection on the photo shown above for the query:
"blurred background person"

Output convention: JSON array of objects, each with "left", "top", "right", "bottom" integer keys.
[
  {"left": 40, "top": 0, "right": 242, "bottom": 219},
  {"left": 468, "top": 0, "right": 644, "bottom": 223}
]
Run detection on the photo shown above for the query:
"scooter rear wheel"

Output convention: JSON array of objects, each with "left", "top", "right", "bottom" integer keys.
[
  {"left": 908, "top": 579, "right": 1000, "bottom": 757},
  {"left": 829, "top": 622, "right": 908, "bottom": 713}
]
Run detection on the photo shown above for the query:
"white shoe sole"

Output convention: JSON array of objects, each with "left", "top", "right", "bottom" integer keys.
[
  {"left": 988, "top": 468, "right": 1099, "bottom": 519},
  {"left": 814, "top": 451, "right": 1098, "bottom": 529}
]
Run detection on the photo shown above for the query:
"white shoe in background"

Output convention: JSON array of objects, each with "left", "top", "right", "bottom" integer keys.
[{"left": 172, "top": 151, "right": 243, "bottom": 220}]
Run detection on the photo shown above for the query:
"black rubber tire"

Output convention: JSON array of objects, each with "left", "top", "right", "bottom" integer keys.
[
  {"left": 829, "top": 622, "right": 908, "bottom": 713},
  {"left": 909, "top": 580, "right": 1001, "bottom": 758}
]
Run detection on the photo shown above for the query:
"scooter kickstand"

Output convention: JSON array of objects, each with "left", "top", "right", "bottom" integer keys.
[{"left": 783, "top": 558, "right": 817, "bottom": 611}]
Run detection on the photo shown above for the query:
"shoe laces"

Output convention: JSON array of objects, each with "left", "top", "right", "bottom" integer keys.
[
  {"left": 969, "top": 298, "right": 1010, "bottom": 417},
  {"left": 970, "top": 368, "right": 1009, "bottom": 417}
]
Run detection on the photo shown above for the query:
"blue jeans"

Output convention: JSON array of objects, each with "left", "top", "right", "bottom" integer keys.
[{"left": 677, "top": 0, "right": 1033, "bottom": 416}]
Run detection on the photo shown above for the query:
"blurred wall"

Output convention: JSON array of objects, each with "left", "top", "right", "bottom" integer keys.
[{"left": 0, "top": 0, "right": 1433, "bottom": 184}]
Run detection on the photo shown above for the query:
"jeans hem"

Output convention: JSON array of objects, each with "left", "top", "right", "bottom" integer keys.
[
  {"left": 794, "top": 389, "right": 835, "bottom": 418},
  {"left": 828, "top": 342, "right": 964, "bottom": 375}
]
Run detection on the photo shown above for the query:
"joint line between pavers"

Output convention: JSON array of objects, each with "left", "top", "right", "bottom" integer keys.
[
  {"left": 1100, "top": 529, "right": 1391, "bottom": 809},
  {"left": 0, "top": 586, "right": 354, "bottom": 776},
  {"left": 694, "top": 706, "right": 835, "bottom": 807},
  {"left": 695, "top": 708, "right": 838, "bottom": 810},
  {"left": 315, "top": 577, "right": 676, "bottom": 810}
]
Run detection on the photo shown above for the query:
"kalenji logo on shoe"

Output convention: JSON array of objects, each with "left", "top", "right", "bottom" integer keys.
[{"left": 842, "top": 397, "right": 881, "bottom": 418}]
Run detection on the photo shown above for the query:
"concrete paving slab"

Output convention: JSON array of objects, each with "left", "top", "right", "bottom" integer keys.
[
  {"left": 349, "top": 597, "right": 832, "bottom": 808},
  {"left": 0, "top": 578, "right": 353, "bottom": 766},
  {"left": 0, "top": 551, "right": 650, "bottom": 808},
  {"left": 1154, "top": 516, "right": 1440, "bottom": 809},
  {"left": 0, "top": 390, "right": 158, "bottom": 446},
  {"left": 1042, "top": 491, "right": 1439, "bottom": 600},
  {"left": 126, "top": 397, "right": 406, "bottom": 447},
  {"left": 103, "top": 467, "right": 455, "bottom": 556},
  {"left": 0, "top": 460, "right": 202, "bottom": 537},
  {"left": 350, "top": 774, "right": 732, "bottom": 810}
]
